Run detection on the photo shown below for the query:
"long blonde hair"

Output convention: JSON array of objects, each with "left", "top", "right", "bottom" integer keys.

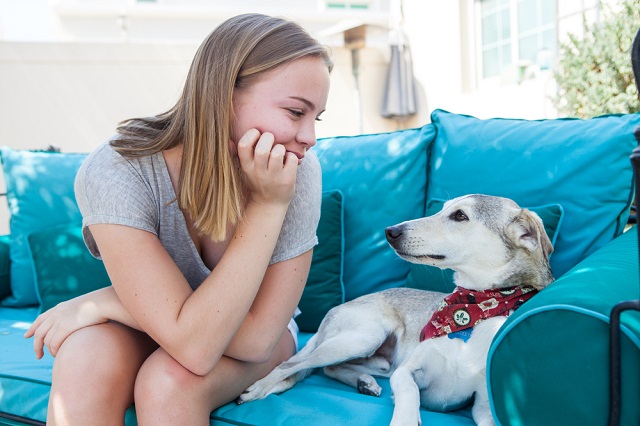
[{"left": 113, "top": 14, "right": 333, "bottom": 241}]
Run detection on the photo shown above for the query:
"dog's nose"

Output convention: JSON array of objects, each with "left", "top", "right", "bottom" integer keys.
[{"left": 385, "top": 225, "right": 403, "bottom": 243}]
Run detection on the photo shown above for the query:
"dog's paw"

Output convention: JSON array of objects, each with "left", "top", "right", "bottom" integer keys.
[
  {"left": 375, "top": 359, "right": 391, "bottom": 374},
  {"left": 389, "top": 415, "right": 421, "bottom": 426},
  {"left": 236, "top": 376, "right": 298, "bottom": 404},
  {"left": 366, "top": 355, "right": 391, "bottom": 374},
  {"left": 235, "top": 383, "right": 265, "bottom": 404},
  {"left": 357, "top": 375, "right": 382, "bottom": 397}
]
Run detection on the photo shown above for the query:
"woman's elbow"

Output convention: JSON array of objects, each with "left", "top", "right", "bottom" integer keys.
[
  {"left": 236, "top": 338, "right": 279, "bottom": 364},
  {"left": 176, "top": 347, "right": 223, "bottom": 377},
  {"left": 182, "top": 344, "right": 271, "bottom": 371},
  {"left": 244, "top": 348, "right": 274, "bottom": 364}
]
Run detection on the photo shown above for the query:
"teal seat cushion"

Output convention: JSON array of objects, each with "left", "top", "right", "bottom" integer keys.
[
  {"left": 0, "top": 306, "right": 52, "bottom": 424},
  {"left": 488, "top": 229, "right": 640, "bottom": 425},
  {"left": 0, "top": 309, "right": 477, "bottom": 426},
  {"left": 314, "top": 125, "right": 434, "bottom": 301},
  {"left": 427, "top": 109, "right": 640, "bottom": 278},
  {"left": 210, "top": 372, "right": 475, "bottom": 425},
  {"left": 405, "top": 199, "right": 564, "bottom": 293},
  {"left": 0, "top": 147, "right": 87, "bottom": 307},
  {"left": 27, "top": 223, "right": 112, "bottom": 313},
  {"left": 296, "top": 190, "right": 345, "bottom": 332}
]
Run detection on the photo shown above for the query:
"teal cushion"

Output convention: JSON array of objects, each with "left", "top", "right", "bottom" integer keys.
[
  {"left": 27, "top": 223, "right": 111, "bottom": 313},
  {"left": 488, "top": 228, "right": 640, "bottom": 425},
  {"left": 427, "top": 109, "right": 640, "bottom": 278},
  {"left": 210, "top": 371, "right": 475, "bottom": 425},
  {"left": 297, "top": 190, "right": 345, "bottom": 332},
  {"left": 0, "top": 235, "right": 10, "bottom": 299},
  {"left": 0, "top": 306, "right": 52, "bottom": 424},
  {"left": 405, "top": 199, "right": 564, "bottom": 293},
  {"left": 314, "top": 125, "right": 435, "bottom": 301},
  {"left": 0, "top": 147, "right": 87, "bottom": 306},
  {"left": 0, "top": 305, "right": 475, "bottom": 425}
]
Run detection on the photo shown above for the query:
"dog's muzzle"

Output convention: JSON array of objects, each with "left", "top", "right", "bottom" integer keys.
[
  {"left": 385, "top": 224, "right": 446, "bottom": 261},
  {"left": 385, "top": 225, "right": 404, "bottom": 247}
]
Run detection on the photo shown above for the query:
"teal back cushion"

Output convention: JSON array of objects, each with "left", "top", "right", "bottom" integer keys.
[
  {"left": 0, "top": 235, "right": 10, "bottom": 299},
  {"left": 427, "top": 109, "right": 640, "bottom": 278},
  {"left": 28, "top": 224, "right": 111, "bottom": 313},
  {"left": 405, "top": 199, "right": 564, "bottom": 293},
  {"left": 296, "top": 190, "right": 345, "bottom": 332},
  {"left": 0, "top": 147, "right": 87, "bottom": 307},
  {"left": 314, "top": 125, "right": 434, "bottom": 301}
]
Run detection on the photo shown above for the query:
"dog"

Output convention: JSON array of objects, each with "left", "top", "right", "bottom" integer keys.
[{"left": 237, "top": 194, "right": 554, "bottom": 426}]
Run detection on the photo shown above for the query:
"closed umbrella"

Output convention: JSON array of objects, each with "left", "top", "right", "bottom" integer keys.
[
  {"left": 381, "top": 0, "right": 417, "bottom": 120},
  {"left": 381, "top": 38, "right": 417, "bottom": 119}
]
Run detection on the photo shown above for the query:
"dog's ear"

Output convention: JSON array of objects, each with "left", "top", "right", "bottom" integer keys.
[{"left": 509, "top": 209, "right": 554, "bottom": 259}]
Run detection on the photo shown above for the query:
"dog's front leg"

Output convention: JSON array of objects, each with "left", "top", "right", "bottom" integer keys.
[
  {"left": 389, "top": 365, "right": 422, "bottom": 426},
  {"left": 471, "top": 384, "right": 495, "bottom": 426}
]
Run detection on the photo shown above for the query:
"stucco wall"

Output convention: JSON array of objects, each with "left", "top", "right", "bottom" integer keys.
[{"left": 0, "top": 39, "right": 420, "bottom": 233}]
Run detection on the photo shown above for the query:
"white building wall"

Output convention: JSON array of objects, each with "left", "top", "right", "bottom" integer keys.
[{"left": 0, "top": 0, "right": 622, "bottom": 233}]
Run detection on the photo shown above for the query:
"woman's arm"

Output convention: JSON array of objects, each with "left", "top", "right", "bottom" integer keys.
[
  {"left": 90, "top": 130, "right": 299, "bottom": 376},
  {"left": 224, "top": 249, "right": 312, "bottom": 362},
  {"left": 25, "top": 248, "right": 311, "bottom": 363},
  {"left": 93, "top": 200, "right": 288, "bottom": 375},
  {"left": 24, "top": 285, "right": 141, "bottom": 358},
  {"left": 26, "top": 130, "right": 307, "bottom": 370}
]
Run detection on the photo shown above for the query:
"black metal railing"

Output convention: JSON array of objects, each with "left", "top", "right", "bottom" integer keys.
[{"left": 608, "top": 26, "right": 640, "bottom": 426}]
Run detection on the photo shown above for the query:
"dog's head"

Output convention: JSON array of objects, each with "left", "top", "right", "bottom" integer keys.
[{"left": 385, "top": 194, "right": 554, "bottom": 291}]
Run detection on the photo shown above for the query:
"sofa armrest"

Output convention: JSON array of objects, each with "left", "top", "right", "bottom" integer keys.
[{"left": 487, "top": 228, "right": 640, "bottom": 426}]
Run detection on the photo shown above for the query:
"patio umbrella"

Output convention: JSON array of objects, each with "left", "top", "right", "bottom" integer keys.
[
  {"left": 381, "top": 40, "right": 417, "bottom": 119},
  {"left": 381, "top": 0, "right": 416, "bottom": 120}
]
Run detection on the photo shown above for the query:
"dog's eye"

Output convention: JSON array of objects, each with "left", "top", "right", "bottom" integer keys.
[{"left": 450, "top": 210, "right": 468, "bottom": 222}]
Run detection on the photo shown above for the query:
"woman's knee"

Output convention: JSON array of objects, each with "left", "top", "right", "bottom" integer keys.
[
  {"left": 134, "top": 349, "right": 212, "bottom": 421},
  {"left": 54, "top": 324, "right": 136, "bottom": 389},
  {"left": 59, "top": 324, "right": 155, "bottom": 397},
  {"left": 135, "top": 349, "right": 200, "bottom": 406},
  {"left": 49, "top": 323, "right": 155, "bottom": 422}
]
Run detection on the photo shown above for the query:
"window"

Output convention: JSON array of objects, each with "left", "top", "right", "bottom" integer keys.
[
  {"left": 480, "top": 0, "right": 512, "bottom": 78},
  {"left": 479, "top": 0, "right": 557, "bottom": 79},
  {"left": 326, "top": 1, "right": 370, "bottom": 9}
]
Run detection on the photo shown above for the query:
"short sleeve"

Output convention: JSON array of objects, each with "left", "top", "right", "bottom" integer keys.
[
  {"left": 74, "top": 142, "right": 159, "bottom": 259},
  {"left": 269, "top": 150, "right": 322, "bottom": 264}
]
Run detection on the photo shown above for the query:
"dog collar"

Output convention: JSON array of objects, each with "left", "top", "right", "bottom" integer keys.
[{"left": 419, "top": 285, "right": 539, "bottom": 342}]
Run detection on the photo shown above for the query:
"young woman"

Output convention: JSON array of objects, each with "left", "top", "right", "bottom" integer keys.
[{"left": 24, "top": 13, "right": 332, "bottom": 425}]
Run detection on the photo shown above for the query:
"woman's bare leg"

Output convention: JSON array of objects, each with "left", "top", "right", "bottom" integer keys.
[
  {"left": 134, "top": 330, "right": 295, "bottom": 426},
  {"left": 47, "top": 322, "right": 157, "bottom": 426}
]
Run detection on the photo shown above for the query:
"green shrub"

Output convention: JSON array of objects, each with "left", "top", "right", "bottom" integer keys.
[{"left": 553, "top": 0, "right": 640, "bottom": 118}]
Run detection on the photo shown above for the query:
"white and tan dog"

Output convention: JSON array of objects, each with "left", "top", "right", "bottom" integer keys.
[{"left": 237, "top": 194, "right": 554, "bottom": 426}]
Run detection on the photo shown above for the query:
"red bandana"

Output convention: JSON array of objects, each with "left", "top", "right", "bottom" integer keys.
[{"left": 419, "top": 285, "right": 538, "bottom": 341}]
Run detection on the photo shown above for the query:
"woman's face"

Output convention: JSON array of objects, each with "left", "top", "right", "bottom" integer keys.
[{"left": 232, "top": 55, "right": 331, "bottom": 165}]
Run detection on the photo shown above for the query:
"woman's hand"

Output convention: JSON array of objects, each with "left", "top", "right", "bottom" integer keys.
[
  {"left": 24, "top": 293, "right": 109, "bottom": 359},
  {"left": 236, "top": 129, "right": 298, "bottom": 206}
]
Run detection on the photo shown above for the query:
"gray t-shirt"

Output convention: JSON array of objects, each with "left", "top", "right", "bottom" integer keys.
[{"left": 74, "top": 140, "right": 322, "bottom": 290}]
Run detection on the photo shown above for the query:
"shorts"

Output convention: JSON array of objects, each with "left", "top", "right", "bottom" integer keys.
[{"left": 287, "top": 307, "right": 301, "bottom": 352}]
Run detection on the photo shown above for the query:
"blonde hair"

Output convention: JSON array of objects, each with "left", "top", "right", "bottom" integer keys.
[{"left": 113, "top": 14, "right": 333, "bottom": 241}]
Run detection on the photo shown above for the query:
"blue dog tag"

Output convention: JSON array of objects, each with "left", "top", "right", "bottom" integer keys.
[{"left": 448, "top": 328, "right": 473, "bottom": 342}]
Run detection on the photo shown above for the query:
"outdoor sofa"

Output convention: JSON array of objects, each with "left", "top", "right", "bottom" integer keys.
[{"left": 0, "top": 108, "right": 639, "bottom": 425}]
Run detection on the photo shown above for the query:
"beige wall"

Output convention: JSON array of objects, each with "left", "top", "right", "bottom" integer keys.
[
  {"left": 0, "top": 42, "right": 196, "bottom": 153},
  {"left": 0, "top": 39, "right": 418, "bottom": 233},
  {"left": 0, "top": 41, "right": 414, "bottom": 151},
  {"left": 0, "top": 0, "right": 611, "bottom": 235}
]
